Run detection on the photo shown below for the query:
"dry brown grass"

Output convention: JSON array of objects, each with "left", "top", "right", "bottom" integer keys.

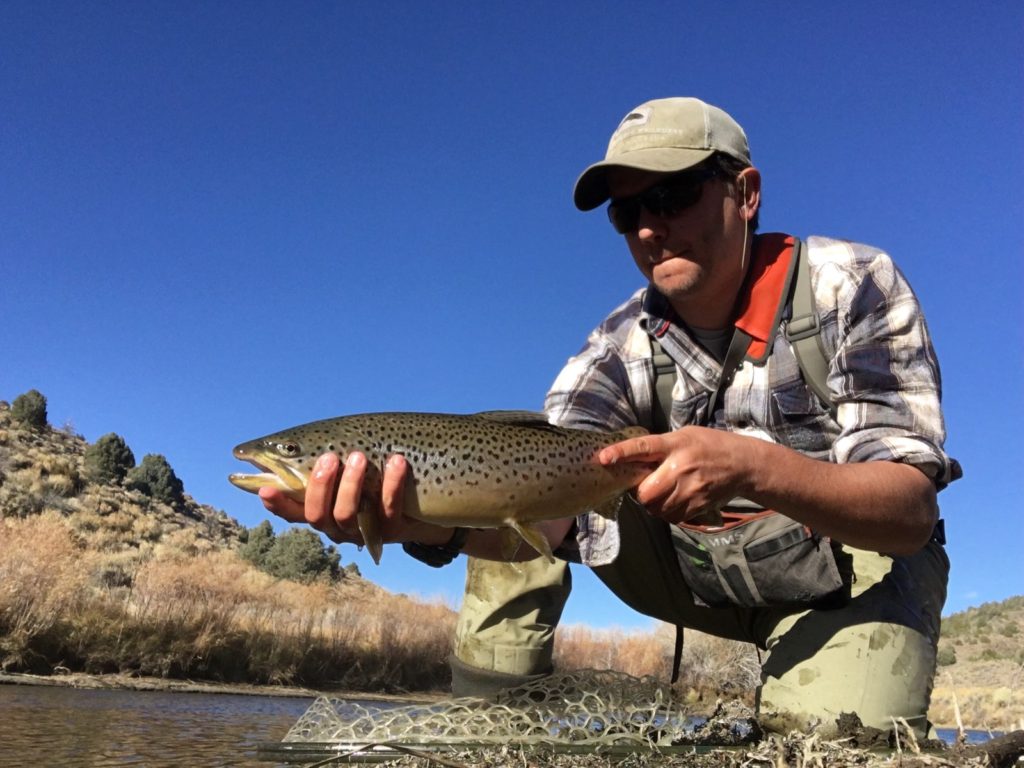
[
  {"left": 554, "top": 624, "right": 671, "bottom": 678},
  {"left": 0, "top": 514, "right": 455, "bottom": 692},
  {"left": 0, "top": 512, "right": 97, "bottom": 668},
  {"left": 554, "top": 622, "right": 759, "bottom": 711},
  {"left": 931, "top": 678, "right": 1024, "bottom": 733}
]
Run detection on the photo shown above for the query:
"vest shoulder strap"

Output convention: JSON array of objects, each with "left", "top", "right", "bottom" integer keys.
[
  {"left": 785, "top": 237, "right": 836, "bottom": 417},
  {"left": 649, "top": 340, "right": 676, "bottom": 434}
]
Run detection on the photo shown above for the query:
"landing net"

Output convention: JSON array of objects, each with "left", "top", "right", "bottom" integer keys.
[
  {"left": 258, "top": 670, "right": 752, "bottom": 763},
  {"left": 291, "top": 670, "right": 686, "bottom": 746}
]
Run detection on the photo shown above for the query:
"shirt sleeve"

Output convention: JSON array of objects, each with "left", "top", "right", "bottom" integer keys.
[
  {"left": 542, "top": 300, "right": 648, "bottom": 566},
  {"left": 543, "top": 310, "right": 644, "bottom": 432},
  {"left": 818, "top": 240, "right": 959, "bottom": 488}
]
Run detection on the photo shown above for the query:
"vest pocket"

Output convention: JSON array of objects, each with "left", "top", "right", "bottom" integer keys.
[{"left": 672, "top": 514, "right": 849, "bottom": 608}]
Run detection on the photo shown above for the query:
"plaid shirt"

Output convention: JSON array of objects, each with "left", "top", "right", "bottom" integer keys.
[{"left": 544, "top": 235, "right": 959, "bottom": 566}]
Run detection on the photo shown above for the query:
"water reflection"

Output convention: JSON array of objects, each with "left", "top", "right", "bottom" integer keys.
[
  {"left": 0, "top": 682, "right": 1001, "bottom": 767},
  {"left": 0, "top": 684, "right": 310, "bottom": 767}
]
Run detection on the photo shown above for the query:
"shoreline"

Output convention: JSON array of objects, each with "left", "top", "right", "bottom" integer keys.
[
  {"left": 4, "top": 671, "right": 973, "bottom": 732},
  {"left": 0, "top": 671, "right": 444, "bottom": 704}
]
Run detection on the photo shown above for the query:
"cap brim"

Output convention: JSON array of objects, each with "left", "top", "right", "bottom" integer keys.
[{"left": 573, "top": 147, "right": 716, "bottom": 210}]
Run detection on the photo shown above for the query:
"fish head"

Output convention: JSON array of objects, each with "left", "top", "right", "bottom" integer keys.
[
  {"left": 228, "top": 423, "right": 338, "bottom": 500},
  {"left": 228, "top": 416, "right": 377, "bottom": 500}
]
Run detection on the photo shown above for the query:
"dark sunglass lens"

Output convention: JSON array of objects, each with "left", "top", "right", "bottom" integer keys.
[
  {"left": 607, "top": 168, "right": 713, "bottom": 233},
  {"left": 607, "top": 199, "right": 640, "bottom": 234},
  {"left": 646, "top": 176, "right": 704, "bottom": 217}
]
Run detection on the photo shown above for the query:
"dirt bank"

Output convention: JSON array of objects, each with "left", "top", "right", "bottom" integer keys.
[{"left": 0, "top": 671, "right": 441, "bottom": 703}]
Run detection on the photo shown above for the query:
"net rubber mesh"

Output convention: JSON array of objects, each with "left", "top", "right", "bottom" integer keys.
[{"left": 284, "top": 670, "right": 693, "bottom": 748}]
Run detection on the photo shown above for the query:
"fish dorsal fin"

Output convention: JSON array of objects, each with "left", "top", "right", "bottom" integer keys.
[
  {"left": 473, "top": 410, "right": 556, "bottom": 429},
  {"left": 613, "top": 425, "right": 650, "bottom": 440}
]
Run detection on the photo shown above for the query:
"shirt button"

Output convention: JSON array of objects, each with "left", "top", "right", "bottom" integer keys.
[{"left": 705, "top": 367, "right": 715, "bottom": 379}]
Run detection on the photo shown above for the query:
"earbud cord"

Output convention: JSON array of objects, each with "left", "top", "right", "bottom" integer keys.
[{"left": 739, "top": 176, "right": 750, "bottom": 272}]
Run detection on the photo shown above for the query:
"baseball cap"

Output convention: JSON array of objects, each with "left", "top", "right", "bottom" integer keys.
[{"left": 573, "top": 97, "right": 751, "bottom": 211}]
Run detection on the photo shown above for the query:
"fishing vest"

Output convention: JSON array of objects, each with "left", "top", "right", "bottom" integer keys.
[{"left": 590, "top": 234, "right": 852, "bottom": 679}]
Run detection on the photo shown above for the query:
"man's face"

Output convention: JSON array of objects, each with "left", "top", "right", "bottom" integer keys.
[{"left": 606, "top": 166, "right": 750, "bottom": 324}]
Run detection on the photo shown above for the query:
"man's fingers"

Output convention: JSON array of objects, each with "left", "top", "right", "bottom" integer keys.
[
  {"left": 380, "top": 455, "right": 407, "bottom": 521},
  {"left": 599, "top": 434, "right": 667, "bottom": 465},
  {"left": 334, "top": 452, "right": 367, "bottom": 534},
  {"left": 303, "top": 452, "right": 341, "bottom": 529},
  {"left": 259, "top": 487, "right": 305, "bottom": 523}
]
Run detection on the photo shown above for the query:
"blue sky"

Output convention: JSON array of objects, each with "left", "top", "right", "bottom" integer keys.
[{"left": 2, "top": 2, "right": 1021, "bottom": 630}]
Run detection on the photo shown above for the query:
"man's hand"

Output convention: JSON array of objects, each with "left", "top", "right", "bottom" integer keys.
[
  {"left": 600, "top": 425, "right": 938, "bottom": 555},
  {"left": 258, "top": 452, "right": 444, "bottom": 548},
  {"left": 598, "top": 426, "right": 754, "bottom": 524}
]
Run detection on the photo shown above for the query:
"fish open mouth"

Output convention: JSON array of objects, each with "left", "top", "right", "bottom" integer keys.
[{"left": 229, "top": 444, "right": 308, "bottom": 495}]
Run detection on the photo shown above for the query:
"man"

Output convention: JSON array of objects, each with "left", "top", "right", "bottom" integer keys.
[{"left": 262, "top": 98, "right": 958, "bottom": 735}]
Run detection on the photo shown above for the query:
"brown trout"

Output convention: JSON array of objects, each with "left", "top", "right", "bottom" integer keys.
[{"left": 229, "top": 411, "right": 649, "bottom": 564}]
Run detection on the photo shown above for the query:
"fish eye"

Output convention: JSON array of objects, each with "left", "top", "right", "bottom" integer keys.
[{"left": 276, "top": 442, "right": 300, "bottom": 457}]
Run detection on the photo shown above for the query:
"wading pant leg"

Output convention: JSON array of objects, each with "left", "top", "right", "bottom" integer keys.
[
  {"left": 450, "top": 556, "right": 571, "bottom": 698},
  {"left": 755, "top": 541, "right": 949, "bottom": 737}
]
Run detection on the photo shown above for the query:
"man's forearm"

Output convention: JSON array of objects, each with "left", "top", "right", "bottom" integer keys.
[{"left": 741, "top": 439, "right": 938, "bottom": 555}]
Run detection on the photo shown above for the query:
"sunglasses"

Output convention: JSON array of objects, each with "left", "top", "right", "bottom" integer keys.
[{"left": 606, "top": 167, "right": 719, "bottom": 234}]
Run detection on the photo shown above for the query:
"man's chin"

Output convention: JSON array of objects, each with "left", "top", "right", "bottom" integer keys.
[{"left": 653, "top": 276, "right": 700, "bottom": 300}]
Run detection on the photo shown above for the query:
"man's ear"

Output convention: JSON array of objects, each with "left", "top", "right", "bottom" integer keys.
[{"left": 737, "top": 167, "right": 761, "bottom": 222}]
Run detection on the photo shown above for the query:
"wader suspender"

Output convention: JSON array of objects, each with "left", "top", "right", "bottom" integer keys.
[{"left": 649, "top": 236, "right": 834, "bottom": 683}]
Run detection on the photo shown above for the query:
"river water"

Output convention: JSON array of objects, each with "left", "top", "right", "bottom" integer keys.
[
  {"left": 0, "top": 684, "right": 316, "bottom": 767},
  {"left": 0, "top": 683, "right": 1003, "bottom": 767}
]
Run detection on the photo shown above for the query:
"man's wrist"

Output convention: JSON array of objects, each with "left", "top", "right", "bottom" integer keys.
[{"left": 402, "top": 527, "right": 470, "bottom": 568}]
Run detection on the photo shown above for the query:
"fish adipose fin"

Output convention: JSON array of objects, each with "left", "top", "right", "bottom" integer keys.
[{"left": 593, "top": 494, "right": 625, "bottom": 520}]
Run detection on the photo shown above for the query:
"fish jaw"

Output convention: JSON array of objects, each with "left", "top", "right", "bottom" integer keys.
[
  {"left": 228, "top": 471, "right": 305, "bottom": 500},
  {"left": 229, "top": 440, "right": 310, "bottom": 501}
]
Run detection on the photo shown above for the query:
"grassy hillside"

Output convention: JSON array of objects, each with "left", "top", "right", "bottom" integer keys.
[
  {"left": 0, "top": 398, "right": 455, "bottom": 691},
  {"left": 0, "top": 403, "right": 244, "bottom": 567}
]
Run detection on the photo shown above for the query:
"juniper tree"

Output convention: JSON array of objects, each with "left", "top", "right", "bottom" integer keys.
[
  {"left": 240, "top": 520, "right": 276, "bottom": 567},
  {"left": 127, "top": 453, "right": 185, "bottom": 508},
  {"left": 11, "top": 389, "right": 48, "bottom": 430},
  {"left": 262, "top": 528, "right": 340, "bottom": 583},
  {"left": 84, "top": 433, "right": 136, "bottom": 483}
]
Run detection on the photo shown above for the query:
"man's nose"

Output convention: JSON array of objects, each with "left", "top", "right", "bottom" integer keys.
[{"left": 635, "top": 209, "right": 667, "bottom": 243}]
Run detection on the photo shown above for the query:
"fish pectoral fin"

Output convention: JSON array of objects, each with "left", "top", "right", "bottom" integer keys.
[
  {"left": 593, "top": 494, "right": 625, "bottom": 520},
  {"left": 356, "top": 463, "right": 384, "bottom": 565},
  {"left": 357, "top": 496, "right": 383, "bottom": 565},
  {"left": 507, "top": 521, "right": 556, "bottom": 564}
]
